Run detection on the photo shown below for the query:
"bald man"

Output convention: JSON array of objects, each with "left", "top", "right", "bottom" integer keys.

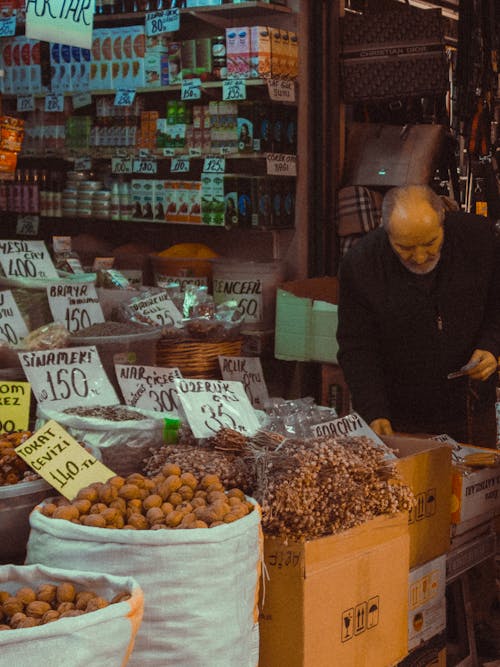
[{"left": 337, "top": 185, "right": 500, "bottom": 445}]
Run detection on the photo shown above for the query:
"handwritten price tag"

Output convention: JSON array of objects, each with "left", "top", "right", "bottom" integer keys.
[
  {"left": 0, "top": 15, "right": 15, "bottom": 37},
  {"left": 115, "top": 364, "right": 182, "bottom": 413},
  {"left": 145, "top": 7, "right": 180, "bottom": 36},
  {"left": 47, "top": 283, "right": 105, "bottom": 334},
  {"left": 73, "top": 92, "right": 92, "bottom": 109},
  {"left": 18, "top": 345, "right": 119, "bottom": 410},
  {"left": 310, "top": 412, "right": 394, "bottom": 458},
  {"left": 222, "top": 79, "right": 247, "bottom": 101},
  {"left": 74, "top": 157, "right": 92, "bottom": 171},
  {"left": 181, "top": 78, "right": 201, "bottom": 101},
  {"left": 202, "top": 157, "right": 225, "bottom": 174},
  {"left": 111, "top": 156, "right": 133, "bottom": 174},
  {"left": 218, "top": 356, "right": 269, "bottom": 409},
  {"left": 0, "top": 240, "right": 59, "bottom": 279},
  {"left": 114, "top": 89, "right": 136, "bottom": 107},
  {"left": 132, "top": 158, "right": 158, "bottom": 175},
  {"left": 213, "top": 276, "right": 262, "bottom": 324},
  {"left": 17, "top": 95, "right": 35, "bottom": 113},
  {"left": 45, "top": 94, "right": 64, "bottom": 113},
  {"left": 15, "top": 420, "right": 116, "bottom": 500},
  {"left": 266, "top": 153, "right": 297, "bottom": 176},
  {"left": 0, "top": 290, "right": 29, "bottom": 345},
  {"left": 163, "top": 147, "right": 176, "bottom": 157},
  {"left": 0, "top": 381, "right": 31, "bottom": 432},
  {"left": 267, "top": 78, "right": 296, "bottom": 102},
  {"left": 16, "top": 215, "right": 39, "bottom": 236},
  {"left": 174, "top": 378, "right": 260, "bottom": 439},
  {"left": 171, "top": 156, "right": 190, "bottom": 173},
  {"left": 127, "top": 292, "right": 182, "bottom": 327}
]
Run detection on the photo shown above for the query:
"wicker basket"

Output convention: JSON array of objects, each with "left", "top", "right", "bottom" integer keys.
[{"left": 156, "top": 338, "right": 243, "bottom": 379}]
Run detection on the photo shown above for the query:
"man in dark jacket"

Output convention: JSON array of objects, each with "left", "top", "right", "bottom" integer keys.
[{"left": 337, "top": 185, "right": 500, "bottom": 444}]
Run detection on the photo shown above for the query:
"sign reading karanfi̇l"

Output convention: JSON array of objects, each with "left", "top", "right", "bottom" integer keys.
[{"left": 25, "top": 0, "right": 95, "bottom": 50}]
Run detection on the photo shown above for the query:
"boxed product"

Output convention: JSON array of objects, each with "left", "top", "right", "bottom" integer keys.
[
  {"left": 250, "top": 25, "right": 271, "bottom": 78},
  {"left": 226, "top": 26, "right": 250, "bottom": 78},
  {"left": 259, "top": 513, "right": 409, "bottom": 667},
  {"left": 397, "top": 631, "right": 446, "bottom": 667},
  {"left": 407, "top": 555, "right": 446, "bottom": 651},
  {"left": 383, "top": 435, "right": 452, "bottom": 569},
  {"left": 274, "top": 277, "right": 339, "bottom": 363}
]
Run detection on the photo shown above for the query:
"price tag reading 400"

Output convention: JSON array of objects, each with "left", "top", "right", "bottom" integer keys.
[
  {"left": 18, "top": 345, "right": 119, "bottom": 410},
  {"left": 0, "top": 240, "right": 59, "bottom": 280},
  {"left": 173, "top": 378, "right": 260, "bottom": 439},
  {"left": 15, "top": 420, "right": 116, "bottom": 500},
  {"left": 222, "top": 79, "right": 247, "bottom": 101}
]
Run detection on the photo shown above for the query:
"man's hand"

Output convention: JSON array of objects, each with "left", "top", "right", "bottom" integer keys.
[
  {"left": 465, "top": 349, "right": 498, "bottom": 381},
  {"left": 370, "top": 418, "right": 394, "bottom": 435}
]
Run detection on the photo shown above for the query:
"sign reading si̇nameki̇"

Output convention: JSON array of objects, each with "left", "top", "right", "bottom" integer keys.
[
  {"left": 311, "top": 411, "right": 397, "bottom": 459},
  {"left": 47, "top": 283, "right": 105, "bottom": 334},
  {"left": 25, "top": 0, "right": 95, "bottom": 50},
  {"left": 15, "top": 420, "right": 115, "bottom": 500},
  {"left": 0, "top": 290, "right": 29, "bottom": 345},
  {"left": 218, "top": 356, "right": 269, "bottom": 409},
  {"left": 0, "top": 240, "right": 59, "bottom": 280},
  {"left": 173, "top": 378, "right": 260, "bottom": 439},
  {"left": 0, "top": 381, "right": 31, "bottom": 432},
  {"left": 115, "top": 364, "right": 182, "bottom": 413},
  {"left": 128, "top": 292, "right": 183, "bottom": 328},
  {"left": 18, "top": 345, "right": 119, "bottom": 410}
]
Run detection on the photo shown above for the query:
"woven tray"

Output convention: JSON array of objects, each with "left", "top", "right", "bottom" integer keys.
[{"left": 156, "top": 338, "right": 243, "bottom": 379}]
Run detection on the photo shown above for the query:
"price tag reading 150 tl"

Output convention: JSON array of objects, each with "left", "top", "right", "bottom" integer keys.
[
  {"left": 46, "top": 283, "right": 105, "bottom": 334},
  {"left": 15, "top": 420, "right": 116, "bottom": 500},
  {"left": 18, "top": 345, "right": 119, "bottom": 410},
  {"left": 173, "top": 378, "right": 260, "bottom": 439}
]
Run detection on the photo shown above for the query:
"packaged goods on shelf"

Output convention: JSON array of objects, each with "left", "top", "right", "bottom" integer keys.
[{"left": 406, "top": 555, "right": 446, "bottom": 652}]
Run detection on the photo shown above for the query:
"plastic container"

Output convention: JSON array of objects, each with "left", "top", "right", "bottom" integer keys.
[
  {"left": 69, "top": 325, "right": 162, "bottom": 394},
  {"left": 150, "top": 254, "right": 215, "bottom": 292},
  {"left": 212, "top": 258, "right": 285, "bottom": 331},
  {"left": 0, "top": 478, "right": 52, "bottom": 564}
]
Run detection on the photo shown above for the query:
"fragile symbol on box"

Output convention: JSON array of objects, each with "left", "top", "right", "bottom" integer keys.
[
  {"left": 341, "top": 596, "right": 379, "bottom": 642},
  {"left": 409, "top": 488, "right": 437, "bottom": 524}
]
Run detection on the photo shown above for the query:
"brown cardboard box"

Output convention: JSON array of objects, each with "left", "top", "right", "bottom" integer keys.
[
  {"left": 383, "top": 435, "right": 452, "bottom": 569},
  {"left": 450, "top": 443, "right": 500, "bottom": 524},
  {"left": 397, "top": 631, "right": 446, "bottom": 667},
  {"left": 259, "top": 513, "right": 409, "bottom": 667}
]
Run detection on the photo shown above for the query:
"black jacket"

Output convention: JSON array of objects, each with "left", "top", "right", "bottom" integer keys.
[{"left": 337, "top": 212, "right": 500, "bottom": 434}]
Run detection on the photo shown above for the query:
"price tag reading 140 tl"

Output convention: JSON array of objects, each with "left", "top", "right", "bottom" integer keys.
[
  {"left": 0, "top": 381, "right": 31, "bottom": 433},
  {"left": 18, "top": 345, "right": 119, "bottom": 411},
  {"left": 15, "top": 421, "right": 115, "bottom": 500},
  {"left": 173, "top": 378, "right": 260, "bottom": 439}
]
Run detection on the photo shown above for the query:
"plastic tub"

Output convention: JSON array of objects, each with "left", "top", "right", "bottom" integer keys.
[
  {"left": 0, "top": 478, "right": 52, "bottom": 564},
  {"left": 212, "top": 259, "right": 285, "bottom": 331},
  {"left": 150, "top": 254, "right": 215, "bottom": 292}
]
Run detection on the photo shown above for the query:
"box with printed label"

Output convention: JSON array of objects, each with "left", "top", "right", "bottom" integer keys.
[
  {"left": 407, "top": 555, "right": 446, "bottom": 651},
  {"left": 382, "top": 435, "right": 452, "bottom": 569},
  {"left": 450, "top": 443, "right": 500, "bottom": 524},
  {"left": 274, "top": 277, "right": 339, "bottom": 363},
  {"left": 259, "top": 513, "right": 409, "bottom": 667}
]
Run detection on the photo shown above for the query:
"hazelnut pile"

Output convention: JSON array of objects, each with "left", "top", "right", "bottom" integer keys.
[
  {"left": 0, "top": 583, "right": 131, "bottom": 630},
  {"left": 41, "top": 468, "right": 253, "bottom": 530},
  {"left": 0, "top": 432, "right": 39, "bottom": 485}
]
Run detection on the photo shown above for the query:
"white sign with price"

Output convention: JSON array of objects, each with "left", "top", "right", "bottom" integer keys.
[
  {"left": 0, "top": 240, "right": 59, "bottom": 280},
  {"left": 181, "top": 78, "right": 201, "bottom": 101},
  {"left": 171, "top": 156, "right": 190, "bottom": 173},
  {"left": 16, "top": 215, "right": 39, "bottom": 236},
  {"left": 114, "top": 89, "right": 136, "bottom": 107},
  {"left": 0, "top": 15, "right": 16, "bottom": 37},
  {"left": 127, "top": 292, "right": 182, "bottom": 327},
  {"left": 145, "top": 7, "right": 179, "bottom": 36},
  {"left": 18, "top": 345, "right": 119, "bottom": 410},
  {"left": 218, "top": 356, "right": 269, "bottom": 409},
  {"left": 73, "top": 92, "right": 92, "bottom": 109},
  {"left": 17, "top": 95, "right": 35, "bottom": 113},
  {"left": 213, "top": 276, "right": 262, "bottom": 324},
  {"left": 133, "top": 158, "right": 157, "bottom": 175},
  {"left": 202, "top": 157, "right": 225, "bottom": 173},
  {"left": 115, "top": 364, "right": 182, "bottom": 413},
  {"left": 47, "top": 283, "right": 105, "bottom": 334},
  {"left": 0, "top": 290, "right": 29, "bottom": 345},
  {"left": 266, "top": 153, "right": 297, "bottom": 176},
  {"left": 267, "top": 78, "right": 296, "bottom": 102},
  {"left": 311, "top": 412, "right": 396, "bottom": 458},
  {"left": 45, "top": 94, "right": 64, "bottom": 113},
  {"left": 111, "top": 156, "right": 133, "bottom": 174},
  {"left": 174, "top": 378, "right": 260, "bottom": 439},
  {"left": 222, "top": 79, "right": 246, "bottom": 101}
]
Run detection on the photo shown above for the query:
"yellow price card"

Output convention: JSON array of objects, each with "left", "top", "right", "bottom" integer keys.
[
  {"left": 0, "top": 381, "right": 31, "bottom": 432},
  {"left": 15, "top": 420, "right": 115, "bottom": 500}
]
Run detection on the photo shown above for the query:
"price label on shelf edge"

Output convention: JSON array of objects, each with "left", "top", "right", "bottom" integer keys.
[
  {"left": 46, "top": 283, "right": 105, "bottom": 334},
  {"left": 266, "top": 153, "right": 297, "bottom": 176},
  {"left": 145, "top": 7, "right": 180, "bottom": 36},
  {"left": 173, "top": 378, "right": 260, "bottom": 440},
  {"left": 222, "top": 79, "right": 247, "bottom": 101},
  {"left": 0, "top": 381, "right": 31, "bottom": 432},
  {"left": 111, "top": 156, "right": 133, "bottom": 174},
  {"left": 181, "top": 78, "right": 201, "bottom": 101},
  {"left": 0, "top": 290, "right": 29, "bottom": 346},
  {"left": 115, "top": 364, "right": 182, "bottom": 413},
  {"left": 267, "top": 78, "right": 296, "bottom": 103},
  {"left": 74, "top": 157, "right": 92, "bottom": 171},
  {"left": 73, "top": 92, "right": 92, "bottom": 109},
  {"left": 16, "top": 215, "right": 40, "bottom": 236},
  {"left": 202, "top": 156, "right": 225, "bottom": 174},
  {"left": 0, "top": 15, "right": 16, "bottom": 37},
  {"left": 171, "top": 156, "right": 190, "bottom": 173},
  {"left": 45, "top": 94, "right": 64, "bottom": 113},
  {"left": 132, "top": 158, "right": 158, "bottom": 175},
  {"left": 0, "top": 240, "right": 59, "bottom": 280},
  {"left": 18, "top": 345, "right": 119, "bottom": 411},
  {"left": 15, "top": 420, "right": 116, "bottom": 500},
  {"left": 218, "top": 356, "right": 269, "bottom": 410},
  {"left": 17, "top": 95, "right": 35, "bottom": 113},
  {"left": 114, "top": 89, "right": 136, "bottom": 107}
]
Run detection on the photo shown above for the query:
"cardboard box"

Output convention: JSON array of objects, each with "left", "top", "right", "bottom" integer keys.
[
  {"left": 259, "top": 513, "right": 409, "bottom": 667},
  {"left": 382, "top": 435, "right": 452, "bottom": 569},
  {"left": 398, "top": 631, "right": 446, "bottom": 667},
  {"left": 274, "top": 277, "right": 339, "bottom": 363},
  {"left": 451, "top": 443, "right": 500, "bottom": 524},
  {"left": 407, "top": 555, "right": 446, "bottom": 651}
]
